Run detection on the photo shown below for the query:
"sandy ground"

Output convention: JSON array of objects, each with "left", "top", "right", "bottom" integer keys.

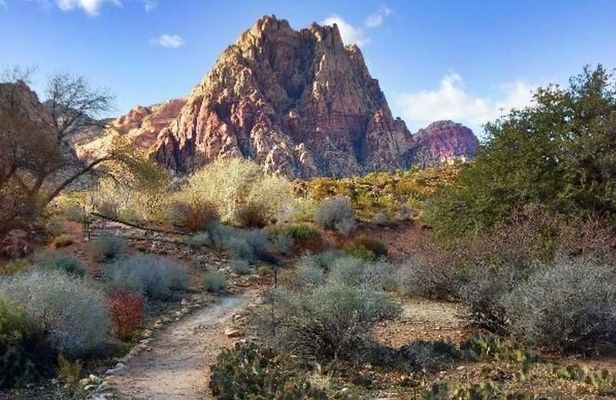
[{"left": 108, "top": 294, "right": 250, "bottom": 400}]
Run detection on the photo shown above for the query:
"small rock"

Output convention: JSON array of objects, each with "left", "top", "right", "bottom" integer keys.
[{"left": 224, "top": 328, "right": 243, "bottom": 338}]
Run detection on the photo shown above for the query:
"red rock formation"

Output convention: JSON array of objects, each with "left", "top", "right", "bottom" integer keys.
[
  {"left": 152, "top": 15, "right": 414, "bottom": 178},
  {"left": 409, "top": 120, "right": 479, "bottom": 168}
]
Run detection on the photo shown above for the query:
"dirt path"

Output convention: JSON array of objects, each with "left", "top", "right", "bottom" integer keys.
[{"left": 108, "top": 294, "right": 250, "bottom": 400}]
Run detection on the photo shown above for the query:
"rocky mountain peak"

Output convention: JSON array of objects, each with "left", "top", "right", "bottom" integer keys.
[{"left": 70, "top": 16, "right": 479, "bottom": 178}]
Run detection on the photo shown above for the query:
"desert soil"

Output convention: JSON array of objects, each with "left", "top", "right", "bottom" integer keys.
[{"left": 107, "top": 293, "right": 251, "bottom": 400}]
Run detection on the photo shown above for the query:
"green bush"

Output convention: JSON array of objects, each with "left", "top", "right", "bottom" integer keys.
[
  {"left": 53, "top": 234, "right": 75, "bottom": 248},
  {"left": 422, "top": 66, "right": 616, "bottom": 241},
  {"left": 260, "top": 283, "right": 400, "bottom": 361},
  {"left": 343, "top": 243, "right": 376, "bottom": 261},
  {"left": 106, "top": 255, "right": 189, "bottom": 299},
  {"left": 209, "top": 342, "right": 327, "bottom": 400},
  {"left": 202, "top": 272, "right": 226, "bottom": 293},
  {"left": 230, "top": 260, "right": 250, "bottom": 275},
  {"left": 349, "top": 235, "right": 388, "bottom": 258},
  {"left": 91, "top": 234, "right": 127, "bottom": 263},
  {"left": 265, "top": 223, "right": 322, "bottom": 250},
  {"left": 186, "top": 232, "right": 211, "bottom": 249},
  {"left": 0, "top": 259, "right": 32, "bottom": 277},
  {"left": 0, "top": 270, "right": 109, "bottom": 357},
  {"left": 314, "top": 196, "right": 355, "bottom": 235},
  {"left": 167, "top": 196, "right": 219, "bottom": 232},
  {"left": 184, "top": 158, "right": 292, "bottom": 226},
  {"left": 0, "top": 300, "right": 54, "bottom": 388},
  {"left": 503, "top": 258, "right": 616, "bottom": 353},
  {"left": 209, "top": 223, "right": 270, "bottom": 263},
  {"left": 38, "top": 252, "right": 86, "bottom": 277}
]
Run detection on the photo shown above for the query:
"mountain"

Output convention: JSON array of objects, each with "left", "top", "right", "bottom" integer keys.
[
  {"left": 408, "top": 121, "right": 479, "bottom": 168},
  {"left": 77, "top": 15, "right": 479, "bottom": 178}
]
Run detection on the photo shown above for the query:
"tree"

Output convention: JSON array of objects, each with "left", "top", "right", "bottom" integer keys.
[
  {"left": 423, "top": 65, "right": 616, "bottom": 241},
  {"left": 0, "top": 70, "right": 148, "bottom": 231}
]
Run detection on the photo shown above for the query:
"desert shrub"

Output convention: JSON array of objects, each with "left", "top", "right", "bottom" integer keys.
[
  {"left": 53, "top": 234, "right": 74, "bottom": 248},
  {"left": 309, "top": 250, "right": 347, "bottom": 271},
  {"left": 374, "top": 340, "right": 461, "bottom": 372},
  {"left": 398, "top": 258, "right": 460, "bottom": 300},
  {"left": 284, "top": 259, "right": 325, "bottom": 290},
  {"left": 186, "top": 232, "right": 211, "bottom": 249},
  {"left": 373, "top": 210, "right": 390, "bottom": 226},
  {"left": 458, "top": 263, "right": 537, "bottom": 333},
  {"left": 46, "top": 218, "right": 65, "bottom": 238},
  {"left": 56, "top": 354, "right": 83, "bottom": 388},
  {"left": 209, "top": 342, "right": 327, "bottom": 400},
  {"left": 257, "top": 266, "right": 273, "bottom": 276},
  {"left": 269, "top": 233, "right": 293, "bottom": 256},
  {"left": 106, "top": 255, "right": 189, "bottom": 299},
  {"left": 0, "top": 270, "right": 109, "bottom": 356},
  {"left": 185, "top": 158, "right": 292, "bottom": 225},
  {"left": 314, "top": 196, "right": 355, "bottom": 235},
  {"left": 0, "top": 299, "right": 54, "bottom": 388},
  {"left": 343, "top": 243, "right": 375, "bottom": 261},
  {"left": 202, "top": 272, "right": 226, "bottom": 293},
  {"left": 260, "top": 283, "right": 400, "bottom": 361},
  {"left": 503, "top": 258, "right": 616, "bottom": 353},
  {"left": 363, "top": 260, "right": 399, "bottom": 292},
  {"left": 230, "top": 260, "right": 250, "bottom": 275},
  {"left": 38, "top": 252, "right": 86, "bottom": 277},
  {"left": 234, "top": 203, "right": 269, "bottom": 228},
  {"left": 265, "top": 223, "right": 322, "bottom": 253},
  {"left": 106, "top": 289, "right": 144, "bottom": 341},
  {"left": 349, "top": 235, "right": 388, "bottom": 258},
  {"left": 167, "top": 195, "right": 219, "bottom": 232},
  {"left": 327, "top": 256, "right": 365, "bottom": 286},
  {"left": 0, "top": 259, "right": 32, "bottom": 276},
  {"left": 209, "top": 223, "right": 270, "bottom": 263},
  {"left": 91, "top": 234, "right": 126, "bottom": 263}
]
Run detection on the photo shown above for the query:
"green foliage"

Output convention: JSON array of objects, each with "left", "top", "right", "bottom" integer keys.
[
  {"left": 230, "top": 260, "right": 251, "bottom": 275},
  {"left": 0, "top": 270, "right": 109, "bottom": 357},
  {"left": 184, "top": 158, "right": 292, "bottom": 226},
  {"left": 186, "top": 232, "right": 211, "bottom": 249},
  {"left": 265, "top": 223, "right": 322, "bottom": 252},
  {"left": 202, "top": 272, "right": 226, "bottom": 293},
  {"left": 0, "top": 299, "right": 53, "bottom": 388},
  {"left": 53, "top": 234, "right": 74, "bottom": 248},
  {"left": 0, "top": 259, "right": 32, "bottom": 276},
  {"left": 106, "top": 255, "right": 189, "bottom": 299},
  {"left": 56, "top": 355, "right": 82, "bottom": 388},
  {"left": 297, "top": 165, "right": 461, "bottom": 222},
  {"left": 424, "top": 65, "right": 616, "bottom": 241},
  {"left": 314, "top": 196, "right": 355, "bottom": 235},
  {"left": 38, "top": 252, "right": 86, "bottom": 277},
  {"left": 167, "top": 195, "right": 219, "bottom": 232},
  {"left": 209, "top": 342, "right": 327, "bottom": 400},
  {"left": 260, "top": 283, "right": 400, "bottom": 361},
  {"left": 209, "top": 223, "right": 271, "bottom": 263},
  {"left": 555, "top": 364, "right": 616, "bottom": 396},
  {"left": 91, "top": 234, "right": 127, "bottom": 263},
  {"left": 503, "top": 258, "right": 616, "bottom": 353},
  {"left": 344, "top": 235, "right": 388, "bottom": 261}
]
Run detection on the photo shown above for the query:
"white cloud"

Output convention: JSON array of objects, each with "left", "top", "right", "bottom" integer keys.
[
  {"left": 365, "top": 5, "right": 392, "bottom": 28},
  {"left": 27, "top": 0, "right": 156, "bottom": 15},
  {"left": 322, "top": 14, "right": 368, "bottom": 46},
  {"left": 398, "top": 72, "right": 537, "bottom": 134},
  {"left": 143, "top": 0, "right": 156, "bottom": 11},
  {"left": 151, "top": 33, "right": 184, "bottom": 49},
  {"left": 55, "top": 0, "right": 120, "bottom": 16}
]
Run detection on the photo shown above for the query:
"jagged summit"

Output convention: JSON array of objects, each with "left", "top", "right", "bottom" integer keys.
[{"left": 76, "top": 16, "right": 478, "bottom": 178}]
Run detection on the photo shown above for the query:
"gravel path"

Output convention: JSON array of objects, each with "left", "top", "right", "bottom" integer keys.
[{"left": 108, "top": 294, "right": 249, "bottom": 400}]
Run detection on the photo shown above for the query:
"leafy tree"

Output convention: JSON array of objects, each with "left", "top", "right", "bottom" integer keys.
[{"left": 423, "top": 65, "right": 616, "bottom": 240}]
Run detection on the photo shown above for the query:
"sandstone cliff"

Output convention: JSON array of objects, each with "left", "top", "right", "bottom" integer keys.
[{"left": 409, "top": 120, "right": 479, "bottom": 168}]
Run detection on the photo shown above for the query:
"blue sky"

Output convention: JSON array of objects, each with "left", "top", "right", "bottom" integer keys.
[{"left": 1, "top": 0, "right": 615, "bottom": 136}]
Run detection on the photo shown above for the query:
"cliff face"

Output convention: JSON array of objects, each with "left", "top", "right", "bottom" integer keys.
[
  {"left": 153, "top": 16, "right": 414, "bottom": 178},
  {"left": 77, "top": 15, "right": 479, "bottom": 178},
  {"left": 408, "top": 120, "right": 479, "bottom": 168}
]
